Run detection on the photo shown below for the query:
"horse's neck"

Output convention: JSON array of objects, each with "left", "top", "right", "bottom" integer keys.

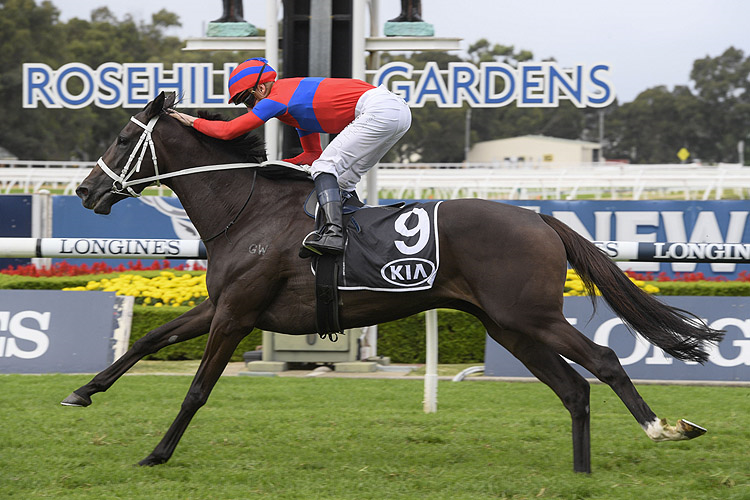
[{"left": 168, "top": 167, "right": 263, "bottom": 241}]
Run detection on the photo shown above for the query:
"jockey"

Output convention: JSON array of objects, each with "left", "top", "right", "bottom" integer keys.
[{"left": 168, "top": 57, "right": 412, "bottom": 256}]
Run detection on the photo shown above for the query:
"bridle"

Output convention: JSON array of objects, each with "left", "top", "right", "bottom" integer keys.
[{"left": 97, "top": 115, "right": 162, "bottom": 197}]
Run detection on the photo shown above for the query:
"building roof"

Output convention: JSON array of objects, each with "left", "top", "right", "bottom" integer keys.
[
  {"left": 475, "top": 134, "right": 600, "bottom": 148},
  {"left": 0, "top": 145, "right": 18, "bottom": 160}
]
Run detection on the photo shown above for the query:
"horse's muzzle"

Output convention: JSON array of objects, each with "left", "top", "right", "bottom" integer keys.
[{"left": 76, "top": 180, "right": 118, "bottom": 214}]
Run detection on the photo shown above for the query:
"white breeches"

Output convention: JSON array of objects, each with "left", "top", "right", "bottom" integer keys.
[{"left": 310, "top": 85, "right": 412, "bottom": 192}]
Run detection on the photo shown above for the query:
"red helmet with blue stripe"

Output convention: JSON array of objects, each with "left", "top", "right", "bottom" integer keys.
[{"left": 227, "top": 57, "right": 277, "bottom": 104}]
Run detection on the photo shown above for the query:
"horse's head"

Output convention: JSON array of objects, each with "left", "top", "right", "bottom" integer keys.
[{"left": 76, "top": 92, "right": 176, "bottom": 214}]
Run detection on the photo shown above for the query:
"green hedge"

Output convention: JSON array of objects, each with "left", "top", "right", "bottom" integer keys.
[
  {"left": 649, "top": 281, "right": 750, "bottom": 296},
  {"left": 4, "top": 274, "right": 750, "bottom": 363},
  {"left": 129, "top": 307, "right": 486, "bottom": 364},
  {"left": 378, "top": 310, "right": 486, "bottom": 364},
  {"left": 130, "top": 306, "right": 263, "bottom": 362}
]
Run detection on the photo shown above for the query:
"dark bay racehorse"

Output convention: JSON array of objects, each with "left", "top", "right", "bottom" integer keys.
[{"left": 66, "top": 92, "right": 722, "bottom": 473}]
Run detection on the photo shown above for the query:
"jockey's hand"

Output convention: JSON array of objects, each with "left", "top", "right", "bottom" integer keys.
[
  {"left": 283, "top": 151, "right": 322, "bottom": 166},
  {"left": 167, "top": 110, "right": 197, "bottom": 127}
]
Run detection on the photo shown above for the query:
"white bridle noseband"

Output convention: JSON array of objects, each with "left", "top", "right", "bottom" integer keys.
[{"left": 96, "top": 112, "right": 311, "bottom": 198}]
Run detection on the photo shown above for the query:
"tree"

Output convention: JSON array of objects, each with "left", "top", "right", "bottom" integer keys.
[
  {"left": 604, "top": 47, "right": 750, "bottom": 164},
  {"left": 690, "top": 47, "right": 750, "bottom": 164},
  {"left": 605, "top": 86, "right": 705, "bottom": 163}
]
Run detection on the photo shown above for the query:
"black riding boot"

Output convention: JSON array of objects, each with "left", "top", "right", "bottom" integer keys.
[{"left": 302, "top": 173, "right": 344, "bottom": 255}]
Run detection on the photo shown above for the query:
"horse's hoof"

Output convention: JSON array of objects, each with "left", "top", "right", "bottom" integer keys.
[
  {"left": 138, "top": 455, "right": 167, "bottom": 467},
  {"left": 61, "top": 392, "right": 92, "bottom": 407},
  {"left": 678, "top": 419, "right": 707, "bottom": 439}
]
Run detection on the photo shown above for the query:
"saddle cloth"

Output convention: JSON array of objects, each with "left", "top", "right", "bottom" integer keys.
[{"left": 338, "top": 201, "right": 442, "bottom": 292}]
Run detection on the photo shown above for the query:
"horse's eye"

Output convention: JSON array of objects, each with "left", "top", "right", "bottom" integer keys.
[{"left": 117, "top": 136, "right": 128, "bottom": 146}]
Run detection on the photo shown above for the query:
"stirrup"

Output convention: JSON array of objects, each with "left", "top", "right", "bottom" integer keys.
[
  {"left": 299, "top": 231, "right": 323, "bottom": 258},
  {"left": 303, "top": 232, "right": 344, "bottom": 254}
]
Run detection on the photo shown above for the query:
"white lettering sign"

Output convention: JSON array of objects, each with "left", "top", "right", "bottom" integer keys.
[
  {"left": 24, "top": 61, "right": 615, "bottom": 109},
  {"left": 373, "top": 61, "right": 615, "bottom": 108},
  {"left": 23, "top": 62, "right": 233, "bottom": 109},
  {"left": 0, "top": 311, "right": 51, "bottom": 359}
]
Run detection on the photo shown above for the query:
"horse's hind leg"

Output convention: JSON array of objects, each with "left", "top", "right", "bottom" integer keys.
[
  {"left": 485, "top": 322, "right": 591, "bottom": 473},
  {"left": 61, "top": 299, "right": 215, "bottom": 407},
  {"left": 519, "top": 315, "right": 705, "bottom": 442}
]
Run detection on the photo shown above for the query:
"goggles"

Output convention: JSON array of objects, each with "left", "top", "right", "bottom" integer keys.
[{"left": 235, "top": 63, "right": 268, "bottom": 107}]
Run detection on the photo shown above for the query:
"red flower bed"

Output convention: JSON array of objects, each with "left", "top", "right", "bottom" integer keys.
[
  {"left": 0, "top": 260, "right": 206, "bottom": 277},
  {"left": 624, "top": 270, "right": 750, "bottom": 282}
]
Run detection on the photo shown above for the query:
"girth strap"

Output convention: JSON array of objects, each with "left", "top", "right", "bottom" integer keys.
[{"left": 314, "top": 254, "right": 342, "bottom": 339}]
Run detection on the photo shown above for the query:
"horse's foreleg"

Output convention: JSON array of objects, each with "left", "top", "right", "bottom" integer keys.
[
  {"left": 526, "top": 317, "right": 706, "bottom": 443},
  {"left": 61, "top": 300, "right": 215, "bottom": 407},
  {"left": 138, "top": 308, "right": 250, "bottom": 466},
  {"left": 486, "top": 323, "right": 591, "bottom": 473}
]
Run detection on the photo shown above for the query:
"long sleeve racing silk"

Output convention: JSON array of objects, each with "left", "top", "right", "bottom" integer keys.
[{"left": 193, "top": 78, "right": 376, "bottom": 143}]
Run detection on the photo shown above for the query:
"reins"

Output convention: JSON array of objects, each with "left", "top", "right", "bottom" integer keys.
[{"left": 202, "top": 170, "right": 258, "bottom": 243}]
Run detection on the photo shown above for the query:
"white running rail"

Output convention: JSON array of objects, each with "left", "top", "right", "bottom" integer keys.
[{"left": 2, "top": 160, "right": 748, "bottom": 200}]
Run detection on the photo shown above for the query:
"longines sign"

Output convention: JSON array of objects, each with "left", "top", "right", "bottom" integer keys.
[{"left": 22, "top": 61, "right": 615, "bottom": 109}]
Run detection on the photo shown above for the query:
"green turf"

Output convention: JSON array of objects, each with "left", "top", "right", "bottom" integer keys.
[{"left": 1, "top": 375, "right": 748, "bottom": 499}]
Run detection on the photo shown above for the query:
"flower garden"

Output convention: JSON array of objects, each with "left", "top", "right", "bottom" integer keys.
[{"left": 62, "top": 271, "right": 208, "bottom": 307}]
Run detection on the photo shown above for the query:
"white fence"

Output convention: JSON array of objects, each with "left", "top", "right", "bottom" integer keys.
[{"left": 2, "top": 160, "right": 749, "bottom": 200}]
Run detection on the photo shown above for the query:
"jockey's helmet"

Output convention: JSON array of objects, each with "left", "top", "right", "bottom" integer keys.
[{"left": 227, "top": 57, "right": 277, "bottom": 104}]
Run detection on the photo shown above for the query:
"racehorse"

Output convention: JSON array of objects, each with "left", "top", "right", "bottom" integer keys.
[{"left": 65, "top": 92, "right": 723, "bottom": 473}]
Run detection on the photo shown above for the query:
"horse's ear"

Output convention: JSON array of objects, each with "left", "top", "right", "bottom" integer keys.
[
  {"left": 144, "top": 92, "right": 167, "bottom": 119},
  {"left": 164, "top": 92, "right": 177, "bottom": 110}
]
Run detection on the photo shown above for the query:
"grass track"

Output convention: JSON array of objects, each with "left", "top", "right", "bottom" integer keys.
[{"left": 1, "top": 375, "right": 749, "bottom": 499}]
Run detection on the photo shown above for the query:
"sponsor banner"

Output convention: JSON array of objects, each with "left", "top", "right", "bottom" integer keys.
[
  {"left": 0, "top": 237, "right": 205, "bottom": 259},
  {"left": 1, "top": 196, "right": 744, "bottom": 277},
  {"left": 484, "top": 296, "right": 750, "bottom": 382},
  {"left": 0, "top": 195, "right": 32, "bottom": 270},
  {"left": 593, "top": 241, "right": 750, "bottom": 263},
  {"left": 500, "top": 199, "right": 750, "bottom": 279},
  {"left": 51, "top": 195, "right": 202, "bottom": 268},
  {"left": 0, "top": 291, "right": 133, "bottom": 374}
]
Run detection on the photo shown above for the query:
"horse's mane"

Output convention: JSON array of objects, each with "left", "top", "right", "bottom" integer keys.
[
  {"left": 190, "top": 110, "right": 312, "bottom": 184},
  {"left": 193, "top": 110, "right": 268, "bottom": 163}
]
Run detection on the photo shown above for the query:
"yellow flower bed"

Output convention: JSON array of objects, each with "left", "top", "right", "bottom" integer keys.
[
  {"left": 64, "top": 271, "right": 208, "bottom": 307},
  {"left": 64, "top": 269, "right": 656, "bottom": 305},
  {"left": 564, "top": 269, "right": 659, "bottom": 296}
]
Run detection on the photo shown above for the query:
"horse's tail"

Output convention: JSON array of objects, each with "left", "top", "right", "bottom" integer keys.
[{"left": 540, "top": 213, "right": 723, "bottom": 363}]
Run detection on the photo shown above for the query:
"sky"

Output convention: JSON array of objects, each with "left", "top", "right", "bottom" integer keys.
[{"left": 53, "top": 0, "right": 750, "bottom": 103}]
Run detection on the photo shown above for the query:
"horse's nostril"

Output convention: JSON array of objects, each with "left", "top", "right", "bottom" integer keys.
[{"left": 76, "top": 186, "right": 88, "bottom": 199}]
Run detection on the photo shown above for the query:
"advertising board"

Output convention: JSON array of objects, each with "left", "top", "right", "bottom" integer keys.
[
  {"left": 501, "top": 199, "right": 750, "bottom": 279},
  {"left": 0, "top": 291, "right": 132, "bottom": 374},
  {"left": 2, "top": 195, "right": 747, "bottom": 279},
  {"left": 484, "top": 296, "right": 750, "bottom": 382},
  {"left": 51, "top": 195, "right": 201, "bottom": 268}
]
